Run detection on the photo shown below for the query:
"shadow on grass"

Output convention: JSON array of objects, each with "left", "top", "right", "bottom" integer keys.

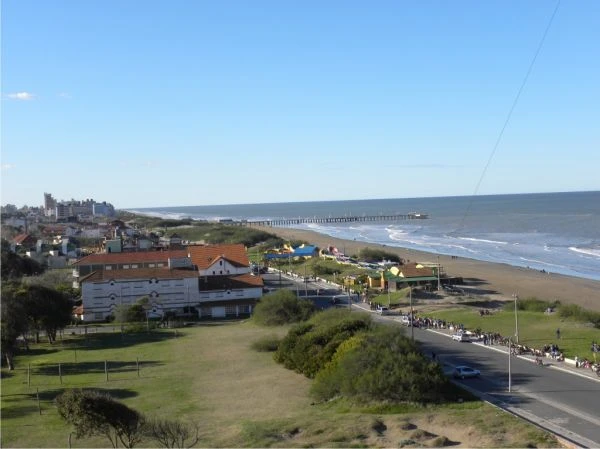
[
  {"left": 37, "top": 386, "right": 139, "bottom": 401},
  {"left": 195, "top": 320, "right": 247, "bottom": 326},
  {"left": 1, "top": 370, "right": 15, "bottom": 379},
  {"left": 1, "top": 404, "right": 41, "bottom": 420},
  {"left": 460, "top": 299, "right": 506, "bottom": 309},
  {"left": 32, "top": 360, "right": 164, "bottom": 376},
  {"left": 1, "top": 388, "right": 138, "bottom": 420},
  {"left": 63, "top": 329, "right": 184, "bottom": 351},
  {"left": 15, "top": 347, "right": 61, "bottom": 357}
]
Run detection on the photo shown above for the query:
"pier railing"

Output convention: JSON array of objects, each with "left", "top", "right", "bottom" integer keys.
[{"left": 230, "top": 213, "right": 428, "bottom": 227}]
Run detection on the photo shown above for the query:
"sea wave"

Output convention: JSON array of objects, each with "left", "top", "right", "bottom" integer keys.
[
  {"left": 518, "top": 256, "right": 566, "bottom": 269},
  {"left": 458, "top": 237, "right": 508, "bottom": 245},
  {"left": 569, "top": 247, "right": 600, "bottom": 258},
  {"left": 126, "top": 209, "right": 191, "bottom": 220}
]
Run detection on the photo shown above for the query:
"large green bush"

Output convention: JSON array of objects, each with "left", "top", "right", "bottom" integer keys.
[
  {"left": 504, "top": 297, "right": 559, "bottom": 313},
  {"left": 273, "top": 309, "right": 372, "bottom": 378},
  {"left": 253, "top": 290, "right": 316, "bottom": 326},
  {"left": 357, "top": 248, "right": 401, "bottom": 263},
  {"left": 311, "top": 326, "right": 449, "bottom": 404}
]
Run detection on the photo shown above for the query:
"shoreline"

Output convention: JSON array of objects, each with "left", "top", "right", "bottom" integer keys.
[{"left": 257, "top": 226, "right": 600, "bottom": 312}]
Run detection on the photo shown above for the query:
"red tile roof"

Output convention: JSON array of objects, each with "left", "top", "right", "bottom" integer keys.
[
  {"left": 187, "top": 244, "right": 249, "bottom": 269},
  {"left": 398, "top": 263, "right": 435, "bottom": 278},
  {"left": 198, "top": 273, "right": 263, "bottom": 291},
  {"left": 81, "top": 268, "right": 199, "bottom": 283},
  {"left": 73, "top": 249, "right": 189, "bottom": 266},
  {"left": 13, "top": 233, "right": 33, "bottom": 244}
]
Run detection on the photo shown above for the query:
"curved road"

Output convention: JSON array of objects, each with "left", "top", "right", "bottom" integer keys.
[
  {"left": 264, "top": 272, "right": 600, "bottom": 446},
  {"left": 405, "top": 324, "right": 600, "bottom": 447}
]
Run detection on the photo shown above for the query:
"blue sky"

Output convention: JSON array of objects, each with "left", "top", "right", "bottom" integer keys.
[{"left": 2, "top": 0, "right": 599, "bottom": 208}]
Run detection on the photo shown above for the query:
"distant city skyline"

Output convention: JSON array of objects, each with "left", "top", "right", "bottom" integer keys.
[{"left": 2, "top": 0, "right": 599, "bottom": 208}]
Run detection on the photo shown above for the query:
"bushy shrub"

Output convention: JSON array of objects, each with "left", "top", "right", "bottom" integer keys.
[
  {"left": 558, "top": 304, "right": 600, "bottom": 328},
  {"left": 253, "top": 290, "right": 316, "bottom": 326},
  {"left": 310, "top": 261, "right": 337, "bottom": 276},
  {"left": 311, "top": 326, "right": 450, "bottom": 404},
  {"left": 504, "top": 297, "right": 559, "bottom": 312},
  {"left": 358, "top": 248, "right": 401, "bottom": 263},
  {"left": 251, "top": 335, "right": 281, "bottom": 352},
  {"left": 274, "top": 310, "right": 371, "bottom": 378}
]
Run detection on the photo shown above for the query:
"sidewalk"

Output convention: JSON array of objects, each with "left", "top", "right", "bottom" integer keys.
[{"left": 352, "top": 302, "right": 600, "bottom": 382}]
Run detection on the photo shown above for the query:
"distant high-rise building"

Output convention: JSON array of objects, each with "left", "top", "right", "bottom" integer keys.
[{"left": 44, "top": 193, "right": 57, "bottom": 216}]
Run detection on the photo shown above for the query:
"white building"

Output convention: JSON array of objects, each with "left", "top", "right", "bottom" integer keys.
[
  {"left": 80, "top": 268, "right": 200, "bottom": 322},
  {"left": 77, "top": 243, "right": 264, "bottom": 321}
]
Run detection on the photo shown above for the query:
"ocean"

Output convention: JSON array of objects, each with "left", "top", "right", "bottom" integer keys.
[{"left": 129, "top": 191, "right": 600, "bottom": 281}]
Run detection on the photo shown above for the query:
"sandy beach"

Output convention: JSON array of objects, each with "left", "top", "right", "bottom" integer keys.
[{"left": 256, "top": 226, "right": 600, "bottom": 312}]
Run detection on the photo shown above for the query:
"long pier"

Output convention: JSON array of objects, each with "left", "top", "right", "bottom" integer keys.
[{"left": 231, "top": 213, "right": 428, "bottom": 227}]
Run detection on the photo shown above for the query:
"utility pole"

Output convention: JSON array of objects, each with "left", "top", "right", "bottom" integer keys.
[
  {"left": 410, "top": 286, "right": 414, "bottom": 341},
  {"left": 304, "top": 265, "right": 308, "bottom": 297},
  {"left": 508, "top": 337, "right": 512, "bottom": 392},
  {"left": 437, "top": 255, "right": 441, "bottom": 291},
  {"left": 513, "top": 293, "right": 519, "bottom": 344}
]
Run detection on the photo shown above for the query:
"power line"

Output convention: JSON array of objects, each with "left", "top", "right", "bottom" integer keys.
[{"left": 457, "top": 0, "right": 561, "bottom": 232}]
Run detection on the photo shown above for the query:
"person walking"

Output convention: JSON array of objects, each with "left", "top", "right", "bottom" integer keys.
[{"left": 556, "top": 328, "right": 561, "bottom": 340}]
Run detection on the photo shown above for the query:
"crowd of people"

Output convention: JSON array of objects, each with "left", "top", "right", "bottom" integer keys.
[{"left": 402, "top": 312, "right": 600, "bottom": 374}]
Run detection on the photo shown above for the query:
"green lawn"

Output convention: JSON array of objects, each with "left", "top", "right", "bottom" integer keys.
[
  {"left": 1, "top": 321, "right": 561, "bottom": 448},
  {"left": 419, "top": 307, "right": 599, "bottom": 359}
]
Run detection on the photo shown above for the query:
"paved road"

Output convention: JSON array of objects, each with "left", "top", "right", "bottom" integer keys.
[
  {"left": 263, "top": 272, "right": 600, "bottom": 446},
  {"left": 371, "top": 313, "right": 600, "bottom": 448}
]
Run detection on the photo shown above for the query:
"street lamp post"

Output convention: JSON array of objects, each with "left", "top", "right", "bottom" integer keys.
[
  {"left": 513, "top": 293, "right": 519, "bottom": 344},
  {"left": 508, "top": 336, "right": 512, "bottom": 392},
  {"left": 437, "top": 255, "right": 441, "bottom": 291},
  {"left": 409, "top": 285, "right": 414, "bottom": 341},
  {"left": 304, "top": 265, "right": 308, "bottom": 297}
]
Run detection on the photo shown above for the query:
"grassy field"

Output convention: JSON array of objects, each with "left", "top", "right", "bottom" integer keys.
[
  {"left": 1, "top": 321, "right": 562, "bottom": 448},
  {"left": 417, "top": 305, "right": 599, "bottom": 360}
]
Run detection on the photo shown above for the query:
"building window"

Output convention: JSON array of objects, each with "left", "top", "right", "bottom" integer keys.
[
  {"left": 94, "top": 313, "right": 104, "bottom": 320},
  {"left": 225, "top": 305, "right": 236, "bottom": 315},
  {"left": 219, "top": 260, "right": 223, "bottom": 266},
  {"left": 148, "top": 263, "right": 156, "bottom": 268},
  {"left": 110, "top": 294, "right": 116, "bottom": 301},
  {"left": 239, "top": 305, "right": 250, "bottom": 314},
  {"left": 131, "top": 264, "right": 139, "bottom": 269},
  {"left": 123, "top": 265, "right": 130, "bottom": 269},
  {"left": 157, "top": 263, "right": 164, "bottom": 267},
  {"left": 105, "top": 266, "right": 112, "bottom": 270}
]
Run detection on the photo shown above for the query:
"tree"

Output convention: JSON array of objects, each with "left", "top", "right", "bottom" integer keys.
[
  {"left": 22, "top": 284, "right": 73, "bottom": 343},
  {"left": 0, "top": 283, "right": 29, "bottom": 370},
  {"left": 56, "top": 389, "right": 146, "bottom": 448},
  {"left": 1, "top": 242, "right": 45, "bottom": 280},
  {"left": 253, "top": 290, "right": 315, "bottom": 326},
  {"left": 144, "top": 417, "right": 200, "bottom": 448},
  {"left": 311, "top": 326, "right": 449, "bottom": 404}
]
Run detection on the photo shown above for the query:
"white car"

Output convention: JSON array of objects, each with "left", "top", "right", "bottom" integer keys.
[
  {"left": 453, "top": 366, "right": 481, "bottom": 379},
  {"left": 377, "top": 306, "right": 390, "bottom": 315},
  {"left": 452, "top": 333, "right": 470, "bottom": 342}
]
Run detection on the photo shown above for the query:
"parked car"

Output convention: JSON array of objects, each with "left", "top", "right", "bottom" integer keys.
[
  {"left": 377, "top": 306, "right": 390, "bottom": 315},
  {"left": 452, "top": 333, "right": 470, "bottom": 342},
  {"left": 453, "top": 366, "right": 481, "bottom": 379}
]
